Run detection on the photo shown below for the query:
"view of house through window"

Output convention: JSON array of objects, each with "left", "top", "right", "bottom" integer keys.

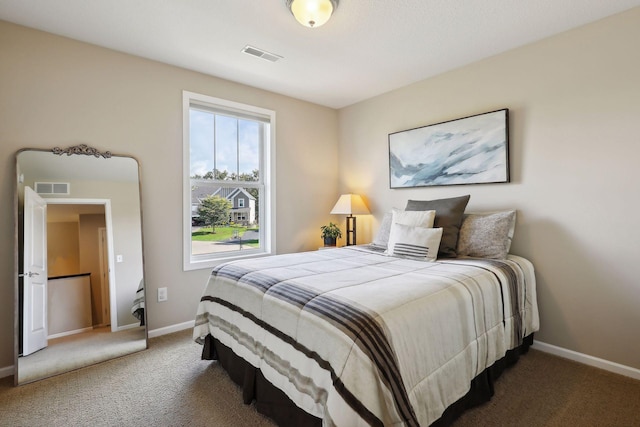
[{"left": 184, "top": 92, "right": 273, "bottom": 269}]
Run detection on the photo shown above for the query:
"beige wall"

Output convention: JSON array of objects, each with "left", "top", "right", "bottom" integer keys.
[
  {"left": 338, "top": 9, "right": 640, "bottom": 370},
  {"left": 0, "top": 21, "right": 339, "bottom": 368},
  {"left": 48, "top": 275, "right": 92, "bottom": 336},
  {"left": 47, "top": 222, "right": 80, "bottom": 277}
]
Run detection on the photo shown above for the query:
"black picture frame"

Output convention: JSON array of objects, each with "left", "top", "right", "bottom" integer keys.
[{"left": 389, "top": 109, "right": 509, "bottom": 188}]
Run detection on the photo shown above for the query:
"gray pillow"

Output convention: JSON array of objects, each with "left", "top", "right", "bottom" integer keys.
[
  {"left": 371, "top": 211, "right": 393, "bottom": 248},
  {"left": 405, "top": 195, "right": 470, "bottom": 257},
  {"left": 457, "top": 210, "right": 516, "bottom": 259}
]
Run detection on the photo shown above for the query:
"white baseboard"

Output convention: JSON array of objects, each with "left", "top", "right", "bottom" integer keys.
[
  {"left": 116, "top": 322, "right": 143, "bottom": 332},
  {"left": 0, "top": 364, "right": 14, "bottom": 379},
  {"left": 532, "top": 340, "right": 640, "bottom": 381},
  {"left": 148, "top": 320, "right": 195, "bottom": 339}
]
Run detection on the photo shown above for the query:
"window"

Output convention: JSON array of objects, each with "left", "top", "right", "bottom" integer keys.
[{"left": 183, "top": 91, "right": 275, "bottom": 270}]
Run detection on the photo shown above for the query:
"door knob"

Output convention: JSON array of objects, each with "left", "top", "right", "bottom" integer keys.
[{"left": 19, "top": 272, "right": 40, "bottom": 278}]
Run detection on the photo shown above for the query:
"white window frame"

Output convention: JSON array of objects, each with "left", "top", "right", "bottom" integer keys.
[
  {"left": 183, "top": 91, "right": 276, "bottom": 271},
  {"left": 238, "top": 198, "right": 245, "bottom": 208}
]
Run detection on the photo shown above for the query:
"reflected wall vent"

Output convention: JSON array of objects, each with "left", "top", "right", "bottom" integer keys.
[
  {"left": 241, "top": 45, "right": 283, "bottom": 62},
  {"left": 35, "top": 182, "right": 70, "bottom": 195}
]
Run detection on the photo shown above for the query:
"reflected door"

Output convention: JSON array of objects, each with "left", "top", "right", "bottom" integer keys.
[
  {"left": 22, "top": 186, "right": 48, "bottom": 356},
  {"left": 98, "top": 227, "right": 111, "bottom": 326}
]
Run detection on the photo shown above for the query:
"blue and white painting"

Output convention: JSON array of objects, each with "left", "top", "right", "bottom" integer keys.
[{"left": 389, "top": 109, "right": 509, "bottom": 188}]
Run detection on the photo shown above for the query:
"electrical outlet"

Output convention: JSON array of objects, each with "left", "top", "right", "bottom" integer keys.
[{"left": 157, "top": 287, "right": 168, "bottom": 302}]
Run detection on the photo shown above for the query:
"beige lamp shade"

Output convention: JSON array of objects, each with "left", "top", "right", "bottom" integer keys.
[{"left": 330, "top": 194, "right": 370, "bottom": 215}]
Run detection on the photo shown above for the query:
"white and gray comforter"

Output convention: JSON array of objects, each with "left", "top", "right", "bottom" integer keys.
[{"left": 193, "top": 246, "right": 539, "bottom": 426}]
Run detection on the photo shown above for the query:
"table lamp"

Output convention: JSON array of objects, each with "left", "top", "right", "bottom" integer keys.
[{"left": 330, "top": 194, "right": 370, "bottom": 246}]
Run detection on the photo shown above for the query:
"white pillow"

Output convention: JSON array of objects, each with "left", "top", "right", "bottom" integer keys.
[
  {"left": 391, "top": 208, "right": 436, "bottom": 228},
  {"left": 371, "top": 208, "right": 435, "bottom": 249},
  {"left": 387, "top": 223, "right": 443, "bottom": 261}
]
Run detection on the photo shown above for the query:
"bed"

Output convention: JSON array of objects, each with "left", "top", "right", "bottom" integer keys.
[{"left": 193, "top": 198, "right": 539, "bottom": 426}]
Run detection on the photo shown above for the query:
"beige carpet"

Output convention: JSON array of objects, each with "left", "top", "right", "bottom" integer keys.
[
  {"left": 451, "top": 349, "right": 640, "bottom": 427},
  {"left": 1, "top": 329, "right": 638, "bottom": 426},
  {"left": 1, "top": 329, "right": 275, "bottom": 427}
]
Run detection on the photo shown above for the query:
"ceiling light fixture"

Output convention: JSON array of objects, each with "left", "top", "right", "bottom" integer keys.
[{"left": 285, "top": 0, "right": 339, "bottom": 28}]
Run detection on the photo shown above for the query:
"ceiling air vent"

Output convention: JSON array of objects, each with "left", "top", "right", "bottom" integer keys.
[
  {"left": 35, "top": 182, "right": 70, "bottom": 195},
  {"left": 242, "top": 45, "right": 283, "bottom": 63}
]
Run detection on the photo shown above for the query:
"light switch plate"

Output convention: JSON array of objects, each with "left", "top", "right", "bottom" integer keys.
[{"left": 158, "top": 287, "right": 168, "bottom": 302}]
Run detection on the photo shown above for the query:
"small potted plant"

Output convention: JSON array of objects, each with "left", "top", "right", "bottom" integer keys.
[{"left": 320, "top": 222, "right": 342, "bottom": 247}]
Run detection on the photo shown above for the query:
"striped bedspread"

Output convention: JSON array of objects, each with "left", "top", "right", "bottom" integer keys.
[{"left": 193, "top": 246, "right": 539, "bottom": 426}]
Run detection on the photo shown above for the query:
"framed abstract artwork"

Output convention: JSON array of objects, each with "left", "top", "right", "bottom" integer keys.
[{"left": 389, "top": 109, "right": 509, "bottom": 188}]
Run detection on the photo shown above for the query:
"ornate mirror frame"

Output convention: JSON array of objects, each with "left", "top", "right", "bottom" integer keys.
[{"left": 14, "top": 144, "right": 148, "bottom": 385}]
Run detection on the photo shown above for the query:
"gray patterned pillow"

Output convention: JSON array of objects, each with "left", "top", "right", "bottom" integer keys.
[
  {"left": 457, "top": 210, "right": 516, "bottom": 259},
  {"left": 371, "top": 210, "right": 393, "bottom": 248}
]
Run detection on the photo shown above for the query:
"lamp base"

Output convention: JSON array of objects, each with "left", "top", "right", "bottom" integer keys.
[{"left": 345, "top": 215, "right": 357, "bottom": 246}]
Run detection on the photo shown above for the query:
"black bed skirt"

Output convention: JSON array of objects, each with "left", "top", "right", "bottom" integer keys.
[{"left": 202, "top": 333, "right": 534, "bottom": 427}]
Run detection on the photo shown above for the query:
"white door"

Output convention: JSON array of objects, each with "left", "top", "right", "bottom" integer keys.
[
  {"left": 98, "top": 227, "right": 111, "bottom": 326},
  {"left": 22, "top": 186, "right": 48, "bottom": 356}
]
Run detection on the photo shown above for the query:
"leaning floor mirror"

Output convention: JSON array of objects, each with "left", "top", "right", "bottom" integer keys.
[{"left": 14, "top": 145, "right": 148, "bottom": 385}]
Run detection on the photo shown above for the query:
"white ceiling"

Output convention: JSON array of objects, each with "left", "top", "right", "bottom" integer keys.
[{"left": 1, "top": 0, "right": 639, "bottom": 109}]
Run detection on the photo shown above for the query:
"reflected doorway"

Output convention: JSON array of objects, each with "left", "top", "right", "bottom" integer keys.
[
  {"left": 18, "top": 199, "right": 145, "bottom": 384},
  {"left": 46, "top": 202, "right": 111, "bottom": 333}
]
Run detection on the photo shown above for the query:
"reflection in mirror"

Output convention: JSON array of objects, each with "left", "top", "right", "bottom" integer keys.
[{"left": 15, "top": 145, "right": 147, "bottom": 385}]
